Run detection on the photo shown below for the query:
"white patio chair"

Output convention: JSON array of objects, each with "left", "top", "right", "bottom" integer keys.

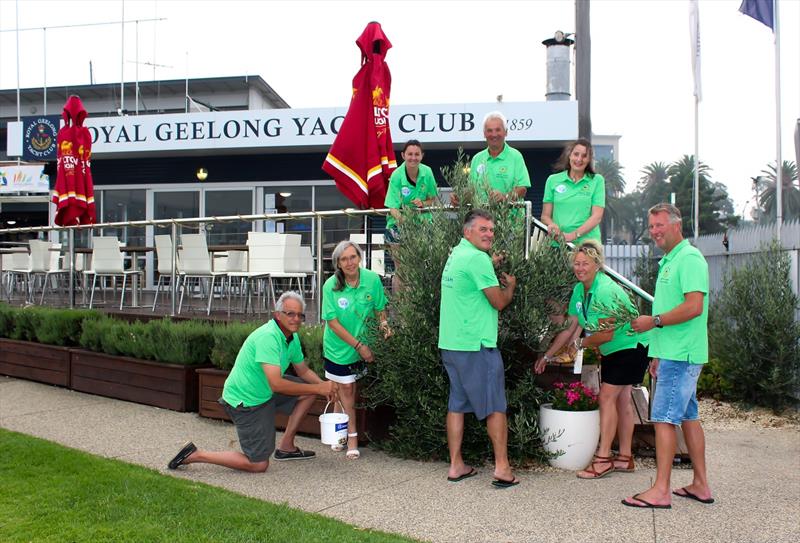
[
  {"left": 152, "top": 234, "right": 182, "bottom": 312},
  {"left": 178, "top": 233, "right": 227, "bottom": 315},
  {"left": 38, "top": 242, "right": 71, "bottom": 305},
  {"left": 88, "top": 236, "right": 141, "bottom": 309}
]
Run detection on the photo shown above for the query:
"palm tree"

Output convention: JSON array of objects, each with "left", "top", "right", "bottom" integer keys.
[
  {"left": 668, "top": 155, "right": 735, "bottom": 236},
  {"left": 594, "top": 158, "right": 625, "bottom": 241},
  {"left": 758, "top": 161, "right": 800, "bottom": 222},
  {"left": 638, "top": 161, "right": 670, "bottom": 205}
]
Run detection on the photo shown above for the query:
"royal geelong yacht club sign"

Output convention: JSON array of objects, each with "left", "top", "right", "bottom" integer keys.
[{"left": 8, "top": 101, "right": 576, "bottom": 156}]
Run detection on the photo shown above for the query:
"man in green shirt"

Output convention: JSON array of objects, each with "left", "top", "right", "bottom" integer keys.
[
  {"left": 438, "top": 209, "right": 519, "bottom": 488},
  {"left": 167, "top": 292, "right": 337, "bottom": 473},
  {"left": 467, "top": 111, "right": 531, "bottom": 204},
  {"left": 623, "top": 203, "right": 713, "bottom": 509}
]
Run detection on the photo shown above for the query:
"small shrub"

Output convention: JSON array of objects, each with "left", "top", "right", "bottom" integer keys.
[
  {"left": 210, "top": 321, "right": 259, "bottom": 370},
  {"left": 145, "top": 319, "right": 214, "bottom": 365},
  {"left": 299, "top": 324, "right": 324, "bottom": 375},
  {"left": 695, "top": 358, "right": 733, "bottom": 400},
  {"left": 34, "top": 308, "right": 100, "bottom": 346},
  {"left": 0, "top": 304, "right": 15, "bottom": 337},
  {"left": 709, "top": 241, "right": 800, "bottom": 411}
]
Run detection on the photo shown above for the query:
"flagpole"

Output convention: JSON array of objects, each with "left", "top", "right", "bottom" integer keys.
[
  {"left": 689, "top": 0, "right": 701, "bottom": 241},
  {"left": 694, "top": 96, "right": 700, "bottom": 241},
  {"left": 773, "top": 0, "right": 782, "bottom": 239}
]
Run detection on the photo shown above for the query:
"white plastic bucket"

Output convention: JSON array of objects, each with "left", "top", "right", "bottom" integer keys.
[{"left": 319, "top": 401, "right": 349, "bottom": 446}]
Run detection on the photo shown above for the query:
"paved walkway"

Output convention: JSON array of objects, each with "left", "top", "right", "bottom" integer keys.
[{"left": 1, "top": 376, "right": 798, "bottom": 543}]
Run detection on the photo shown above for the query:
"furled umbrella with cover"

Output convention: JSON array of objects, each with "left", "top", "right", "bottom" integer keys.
[
  {"left": 323, "top": 21, "right": 397, "bottom": 209},
  {"left": 52, "top": 95, "right": 96, "bottom": 226}
]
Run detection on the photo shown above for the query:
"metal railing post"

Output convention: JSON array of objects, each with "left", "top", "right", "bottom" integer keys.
[
  {"left": 524, "top": 201, "right": 532, "bottom": 260},
  {"left": 170, "top": 222, "right": 177, "bottom": 317},
  {"left": 68, "top": 228, "right": 75, "bottom": 309},
  {"left": 316, "top": 214, "right": 324, "bottom": 325}
]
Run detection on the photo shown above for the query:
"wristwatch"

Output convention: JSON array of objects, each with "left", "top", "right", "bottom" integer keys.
[{"left": 653, "top": 315, "right": 663, "bottom": 328}]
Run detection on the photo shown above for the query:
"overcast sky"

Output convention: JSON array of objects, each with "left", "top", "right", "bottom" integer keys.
[{"left": 1, "top": 0, "right": 798, "bottom": 218}]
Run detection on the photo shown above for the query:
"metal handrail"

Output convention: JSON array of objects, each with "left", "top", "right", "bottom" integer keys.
[{"left": 0, "top": 204, "right": 653, "bottom": 313}]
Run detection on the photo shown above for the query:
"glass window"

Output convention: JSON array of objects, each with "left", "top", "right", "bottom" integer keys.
[
  {"left": 205, "top": 189, "right": 253, "bottom": 245},
  {"left": 100, "top": 189, "right": 146, "bottom": 247},
  {"left": 264, "top": 186, "right": 313, "bottom": 245},
  {"left": 154, "top": 191, "right": 200, "bottom": 243}
]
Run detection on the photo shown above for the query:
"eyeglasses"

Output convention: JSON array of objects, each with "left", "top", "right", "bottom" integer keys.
[{"left": 280, "top": 311, "right": 306, "bottom": 321}]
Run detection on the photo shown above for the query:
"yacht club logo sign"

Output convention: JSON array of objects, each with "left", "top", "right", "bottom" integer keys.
[{"left": 22, "top": 115, "right": 60, "bottom": 161}]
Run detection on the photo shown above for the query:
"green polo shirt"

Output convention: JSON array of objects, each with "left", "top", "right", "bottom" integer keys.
[
  {"left": 322, "top": 267, "right": 388, "bottom": 365},
  {"left": 567, "top": 272, "right": 649, "bottom": 356},
  {"left": 543, "top": 171, "right": 605, "bottom": 244},
  {"left": 648, "top": 239, "right": 709, "bottom": 364},
  {"left": 384, "top": 162, "right": 439, "bottom": 230},
  {"left": 469, "top": 143, "right": 531, "bottom": 200},
  {"left": 438, "top": 238, "right": 500, "bottom": 351},
  {"left": 222, "top": 319, "right": 304, "bottom": 408}
]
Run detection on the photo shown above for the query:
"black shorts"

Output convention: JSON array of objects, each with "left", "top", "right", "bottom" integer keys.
[{"left": 600, "top": 343, "right": 649, "bottom": 386}]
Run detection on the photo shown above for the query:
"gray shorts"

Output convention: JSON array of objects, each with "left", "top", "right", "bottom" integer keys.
[
  {"left": 219, "top": 375, "right": 301, "bottom": 462},
  {"left": 441, "top": 347, "right": 507, "bottom": 420}
]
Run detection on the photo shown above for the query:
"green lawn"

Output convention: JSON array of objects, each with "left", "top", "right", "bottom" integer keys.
[{"left": 0, "top": 429, "right": 418, "bottom": 543}]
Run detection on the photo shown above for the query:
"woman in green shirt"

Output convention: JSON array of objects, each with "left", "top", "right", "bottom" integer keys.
[
  {"left": 535, "top": 240, "right": 649, "bottom": 479},
  {"left": 541, "top": 139, "right": 605, "bottom": 245},
  {"left": 322, "top": 240, "right": 391, "bottom": 459}
]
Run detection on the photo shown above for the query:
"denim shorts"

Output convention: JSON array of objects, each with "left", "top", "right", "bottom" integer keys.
[
  {"left": 650, "top": 359, "right": 703, "bottom": 426},
  {"left": 441, "top": 347, "right": 507, "bottom": 421}
]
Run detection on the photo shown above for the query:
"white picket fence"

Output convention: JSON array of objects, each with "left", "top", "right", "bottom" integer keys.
[{"left": 604, "top": 219, "right": 800, "bottom": 320}]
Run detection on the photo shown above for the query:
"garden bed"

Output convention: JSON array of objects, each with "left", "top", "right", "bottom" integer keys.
[
  {"left": 70, "top": 349, "right": 206, "bottom": 412},
  {"left": 0, "top": 339, "right": 71, "bottom": 387}
]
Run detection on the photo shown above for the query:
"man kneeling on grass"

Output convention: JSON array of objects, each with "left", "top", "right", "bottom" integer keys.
[{"left": 168, "top": 291, "right": 338, "bottom": 473}]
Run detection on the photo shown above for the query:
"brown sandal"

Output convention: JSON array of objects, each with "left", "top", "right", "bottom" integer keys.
[
  {"left": 614, "top": 454, "right": 635, "bottom": 473},
  {"left": 577, "top": 455, "right": 615, "bottom": 479}
]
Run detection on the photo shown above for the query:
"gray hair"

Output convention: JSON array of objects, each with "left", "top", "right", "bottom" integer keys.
[
  {"left": 463, "top": 209, "right": 495, "bottom": 232},
  {"left": 648, "top": 203, "right": 682, "bottom": 223},
  {"left": 332, "top": 240, "right": 363, "bottom": 291},
  {"left": 569, "top": 239, "right": 605, "bottom": 268},
  {"left": 275, "top": 290, "right": 306, "bottom": 312},
  {"left": 483, "top": 111, "right": 508, "bottom": 131}
]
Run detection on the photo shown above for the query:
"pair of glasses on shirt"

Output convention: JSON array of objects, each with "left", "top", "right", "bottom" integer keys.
[{"left": 280, "top": 310, "right": 306, "bottom": 321}]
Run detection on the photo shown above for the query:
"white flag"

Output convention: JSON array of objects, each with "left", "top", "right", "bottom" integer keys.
[{"left": 689, "top": 0, "right": 702, "bottom": 101}]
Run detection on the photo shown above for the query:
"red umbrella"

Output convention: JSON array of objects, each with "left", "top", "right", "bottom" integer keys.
[
  {"left": 323, "top": 22, "right": 397, "bottom": 209},
  {"left": 52, "top": 95, "right": 96, "bottom": 226}
]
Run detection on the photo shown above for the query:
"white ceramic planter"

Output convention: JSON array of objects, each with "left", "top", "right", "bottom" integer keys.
[{"left": 539, "top": 403, "right": 601, "bottom": 470}]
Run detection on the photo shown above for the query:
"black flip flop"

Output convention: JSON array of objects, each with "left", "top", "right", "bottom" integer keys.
[
  {"left": 621, "top": 493, "right": 671, "bottom": 509},
  {"left": 491, "top": 476, "right": 520, "bottom": 488},
  {"left": 447, "top": 467, "right": 477, "bottom": 483},
  {"left": 673, "top": 487, "right": 715, "bottom": 504}
]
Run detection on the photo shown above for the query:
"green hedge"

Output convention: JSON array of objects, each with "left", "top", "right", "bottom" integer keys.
[{"left": 0, "top": 305, "right": 100, "bottom": 346}]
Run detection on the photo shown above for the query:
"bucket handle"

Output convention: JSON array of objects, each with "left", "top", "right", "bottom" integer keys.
[{"left": 322, "top": 400, "right": 347, "bottom": 415}]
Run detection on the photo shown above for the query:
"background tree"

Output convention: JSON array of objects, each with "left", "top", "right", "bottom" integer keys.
[
  {"left": 758, "top": 160, "right": 800, "bottom": 222},
  {"left": 595, "top": 157, "right": 625, "bottom": 242},
  {"left": 667, "top": 155, "right": 738, "bottom": 237},
  {"left": 638, "top": 161, "right": 671, "bottom": 209}
]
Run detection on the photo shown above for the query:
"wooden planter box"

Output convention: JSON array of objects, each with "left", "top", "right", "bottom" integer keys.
[
  {"left": 197, "top": 367, "right": 394, "bottom": 444},
  {"left": 0, "top": 339, "right": 71, "bottom": 387},
  {"left": 70, "top": 349, "right": 206, "bottom": 412},
  {"left": 197, "top": 368, "right": 231, "bottom": 421}
]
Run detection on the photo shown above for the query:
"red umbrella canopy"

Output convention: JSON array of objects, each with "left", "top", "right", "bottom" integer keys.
[
  {"left": 52, "top": 95, "right": 96, "bottom": 226},
  {"left": 322, "top": 22, "right": 397, "bottom": 209}
]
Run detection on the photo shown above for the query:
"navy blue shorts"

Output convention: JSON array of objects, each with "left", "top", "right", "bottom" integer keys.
[
  {"left": 441, "top": 347, "right": 507, "bottom": 420},
  {"left": 323, "top": 358, "right": 367, "bottom": 384}
]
